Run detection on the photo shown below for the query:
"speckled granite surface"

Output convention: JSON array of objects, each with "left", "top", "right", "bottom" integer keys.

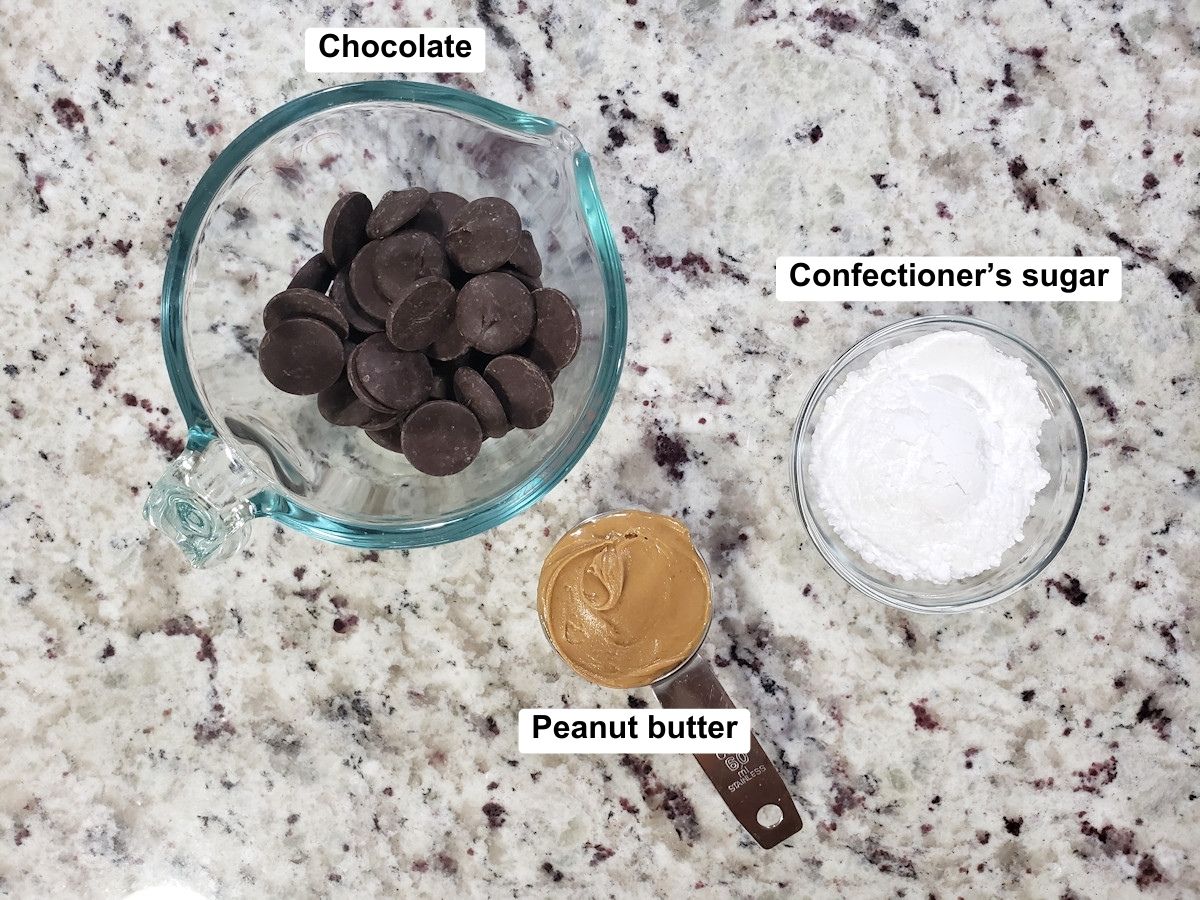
[{"left": 2, "top": 1, "right": 1198, "bottom": 897}]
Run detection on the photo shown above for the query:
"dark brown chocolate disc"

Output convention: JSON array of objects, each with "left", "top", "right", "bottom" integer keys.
[
  {"left": 523, "top": 288, "right": 581, "bottom": 374},
  {"left": 506, "top": 230, "right": 542, "bottom": 279},
  {"left": 288, "top": 252, "right": 336, "bottom": 292},
  {"left": 453, "top": 366, "right": 510, "bottom": 439},
  {"left": 444, "top": 197, "right": 522, "bottom": 275},
  {"left": 366, "top": 419, "right": 407, "bottom": 452},
  {"left": 349, "top": 241, "right": 394, "bottom": 322},
  {"left": 455, "top": 272, "right": 535, "bottom": 355},
  {"left": 483, "top": 355, "right": 554, "bottom": 429},
  {"left": 345, "top": 347, "right": 396, "bottom": 413},
  {"left": 385, "top": 276, "right": 457, "bottom": 351},
  {"left": 427, "top": 319, "right": 471, "bottom": 362},
  {"left": 366, "top": 187, "right": 430, "bottom": 240},
  {"left": 330, "top": 268, "right": 383, "bottom": 335},
  {"left": 322, "top": 191, "right": 372, "bottom": 268},
  {"left": 500, "top": 266, "right": 542, "bottom": 291},
  {"left": 374, "top": 230, "right": 448, "bottom": 303},
  {"left": 259, "top": 317, "right": 345, "bottom": 395},
  {"left": 263, "top": 288, "right": 349, "bottom": 339},
  {"left": 401, "top": 400, "right": 482, "bottom": 476},
  {"left": 347, "top": 333, "right": 433, "bottom": 413},
  {"left": 408, "top": 191, "right": 468, "bottom": 240},
  {"left": 317, "top": 374, "right": 375, "bottom": 427},
  {"left": 360, "top": 408, "right": 404, "bottom": 432}
]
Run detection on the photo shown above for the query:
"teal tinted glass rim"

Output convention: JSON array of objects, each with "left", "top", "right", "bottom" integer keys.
[{"left": 161, "top": 81, "right": 627, "bottom": 548}]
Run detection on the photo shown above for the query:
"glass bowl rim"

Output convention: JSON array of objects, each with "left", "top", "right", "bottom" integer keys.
[
  {"left": 161, "top": 80, "right": 628, "bottom": 549},
  {"left": 790, "top": 315, "right": 1088, "bottom": 614}
]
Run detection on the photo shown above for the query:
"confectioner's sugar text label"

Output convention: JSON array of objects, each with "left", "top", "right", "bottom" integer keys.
[{"left": 777, "top": 256, "right": 1121, "bottom": 302}]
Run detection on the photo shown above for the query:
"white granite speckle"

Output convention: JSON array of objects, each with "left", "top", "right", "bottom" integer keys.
[{"left": 1, "top": 0, "right": 1198, "bottom": 897}]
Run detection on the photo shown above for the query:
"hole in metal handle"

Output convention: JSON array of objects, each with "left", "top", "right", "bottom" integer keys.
[{"left": 756, "top": 803, "right": 784, "bottom": 829}]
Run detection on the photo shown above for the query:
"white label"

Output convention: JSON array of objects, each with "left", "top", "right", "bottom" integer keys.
[
  {"left": 776, "top": 256, "right": 1121, "bottom": 302},
  {"left": 305, "top": 28, "right": 486, "bottom": 73},
  {"left": 518, "top": 709, "right": 751, "bottom": 755}
]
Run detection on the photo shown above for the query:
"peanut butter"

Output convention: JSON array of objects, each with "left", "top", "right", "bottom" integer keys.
[{"left": 537, "top": 510, "right": 712, "bottom": 689}]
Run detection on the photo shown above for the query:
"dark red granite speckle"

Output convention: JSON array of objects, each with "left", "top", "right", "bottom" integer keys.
[
  {"left": 809, "top": 124, "right": 823, "bottom": 143},
  {"left": 653, "top": 432, "right": 690, "bottom": 481},
  {"left": 830, "top": 781, "right": 864, "bottom": 816},
  {"left": 1143, "top": 173, "right": 1159, "bottom": 190},
  {"left": 194, "top": 716, "right": 236, "bottom": 743},
  {"left": 541, "top": 861, "right": 564, "bottom": 881},
  {"left": 274, "top": 162, "right": 303, "bottom": 184},
  {"left": 1137, "top": 854, "right": 1165, "bottom": 889},
  {"left": 483, "top": 801, "right": 506, "bottom": 828},
  {"left": 653, "top": 126, "right": 673, "bottom": 153},
  {"left": 861, "top": 840, "right": 916, "bottom": 878},
  {"left": 1074, "top": 756, "right": 1117, "bottom": 793},
  {"left": 910, "top": 700, "right": 940, "bottom": 730},
  {"left": 168, "top": 21, "right": 189, "bottom": 43},
  {"left": 147, "top": 424, "right": 185, "bottom": 458},
  {"left": 86, "top": 360, "right": 115, "bottom": 388},
  {"left": 163, "top": 616, "right": 216, "bottom": 666},
  {"left": 1079, "top": 818, "right": 1166, "bottom": 889},
  {"left": 1167, "top": 269, "right": 1195, "bottom": 296},
  {"left": 1157, "top": 622, "right": 1177, "bottom": 654},
  {"left": 1085, "top": 385, "right": 1119, "bottom": 421},
  {"left": 661, "top": 90, "right": 678, "bottom": 107},
  {"left": 516, "top": 57, "right": 534, "bottom": 93},
  {"left": 620, "top": 755, "right": 699, "bottom": 842},
  {"left": 52, "top": 98, "right": 85, "bottom": 130},
  {"left": 1003, "top": 816, "right": 1023, "bottom": 836},
  {"left": 1135, "top": 694, "right": 1171, "bottom": 739},
  {"left": 809, "top": 7, "right": 858, "bottom": 31},
  {"left": 1046, "top": 573, "right": 1088, "bottom": 606},
  {"left": 586, "top": 842, "right": 615, "bottom": 865}
]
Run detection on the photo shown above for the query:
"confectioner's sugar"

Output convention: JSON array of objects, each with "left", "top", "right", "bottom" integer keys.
[{"left": 809, "top": 330, "right": 1051, "bottom": 583}]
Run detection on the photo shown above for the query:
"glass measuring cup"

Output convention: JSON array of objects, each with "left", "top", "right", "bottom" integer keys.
[
  {"left": 143, "top": 82, "right": 627, "bottom": 566},
  {"left": 538, "top": 511, "right": 803, "bottom": 849}
]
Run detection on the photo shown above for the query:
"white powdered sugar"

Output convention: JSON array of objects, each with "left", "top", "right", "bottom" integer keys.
[{"left": 809, "top": 330, "right": 1051, "bottom": 583}]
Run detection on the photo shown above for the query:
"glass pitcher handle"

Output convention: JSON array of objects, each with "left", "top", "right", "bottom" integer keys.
[
  {"left": 143, "top": 433, "right": 263, "bottom": 567},
  {"left": 653, "top": 656, "right": 803, "bottom": 849}
]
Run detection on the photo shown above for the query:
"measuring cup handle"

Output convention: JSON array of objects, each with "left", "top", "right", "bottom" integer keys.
[
  {"left": 653, "top": 656, "right": 803, "bottom": 849},
  {"left": 143, "top": 432, "right": 262, "bottom": 567}
]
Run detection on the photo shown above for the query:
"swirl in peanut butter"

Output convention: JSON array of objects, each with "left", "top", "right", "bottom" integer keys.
[{"left": 537, "top": 510, "right": 712, "bottom": 689}]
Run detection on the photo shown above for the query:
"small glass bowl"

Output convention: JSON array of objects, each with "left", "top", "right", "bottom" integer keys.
[{"left": 791, "top": 316, "right": 1087, "bottom": 614}]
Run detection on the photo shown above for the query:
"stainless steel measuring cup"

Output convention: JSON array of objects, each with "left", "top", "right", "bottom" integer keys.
[{"left": 537, "top": 510, "right": 803, "bottom": 849}]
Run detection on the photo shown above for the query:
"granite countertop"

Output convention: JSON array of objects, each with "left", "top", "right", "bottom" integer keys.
[{"left": 2, "top": 0, "right": 1197, "bottom": 897}]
